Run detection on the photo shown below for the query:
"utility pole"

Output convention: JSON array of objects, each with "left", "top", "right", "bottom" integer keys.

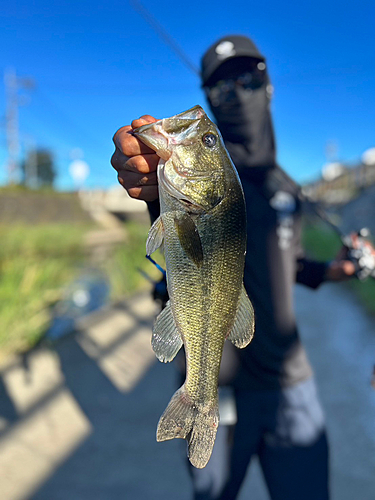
[
  {"left": 24, "top": 135, "right": 38, "bottom": 188},
  {"left": 4, "top": 68, "right": 34, "bottom": 184},
  {"left": 4, "top": 68, "right": 20, "bottom": 184}
]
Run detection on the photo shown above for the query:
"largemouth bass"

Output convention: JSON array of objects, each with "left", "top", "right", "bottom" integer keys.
[{"left": 133, "top": 105, "right": 254, "bottom": 468}]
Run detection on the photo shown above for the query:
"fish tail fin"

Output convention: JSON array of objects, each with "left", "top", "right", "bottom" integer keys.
[{"left": 157, "top": 385, "right": 219, "bottom": 469}]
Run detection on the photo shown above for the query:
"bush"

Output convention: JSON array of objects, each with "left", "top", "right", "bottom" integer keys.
[{"left": 0, "top": 220, "right": 161, "bottom": 362}]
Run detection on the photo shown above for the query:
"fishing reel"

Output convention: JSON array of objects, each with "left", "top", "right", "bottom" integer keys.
[
  {"left": 139, "top": 256, "right": 169, "bottom": 310},
  {"left": 341, "top": 228, "right": 375, "bottom": 281}
]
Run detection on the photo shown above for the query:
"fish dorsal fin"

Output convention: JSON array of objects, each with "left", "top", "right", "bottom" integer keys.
[
  {"left": 146, "top": 215, "right": 164, "bottom": 256},
  {"left": 174, "top": 214, "right": 204, "bottom": 268},
  {"left": 152, "top": 300, "right": 183, "bottom": 362},
  {"left": 227, "top": 285, "right": 255, "bottom": 348}
]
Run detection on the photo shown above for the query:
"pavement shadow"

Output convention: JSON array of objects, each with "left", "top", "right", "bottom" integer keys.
[
  {"left": 31, "top": 334, "right": 190, "bottom": 500},
  {"left": 0, "top": 294, "right": 191, "bottom": 500},
  {"left": 0, "top": 375, "right": 18, "bottom": 431}
]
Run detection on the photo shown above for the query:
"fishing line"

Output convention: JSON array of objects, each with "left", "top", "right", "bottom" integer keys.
[{"left": 146, "top": 254, "right": 166, "bottom": 276}]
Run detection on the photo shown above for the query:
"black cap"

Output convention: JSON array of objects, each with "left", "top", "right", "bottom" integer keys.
[{"left": 201, "top": 35, "right": 265, "bottom": 86}]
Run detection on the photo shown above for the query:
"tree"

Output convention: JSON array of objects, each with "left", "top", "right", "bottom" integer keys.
[{"left": 22, "top": 148, "right": 56, "bottom": 188}]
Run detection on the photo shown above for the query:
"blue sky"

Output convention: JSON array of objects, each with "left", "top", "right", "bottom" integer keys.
[{"left": 1, "top": 0, "right": 374, "bottom": 189}]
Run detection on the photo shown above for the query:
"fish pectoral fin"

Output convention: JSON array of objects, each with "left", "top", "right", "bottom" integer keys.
[
  {"left": 157, "top": 386, "right": 219, "bottom": 469},
  {"left": 152, "top": 300, "right": 183, "bottom": 362},
  {"left": 227, "top": 285, "right": 255, "bottom": 348},
  {"left": 146, "top": 215, "right": 164, "bottom": 255},
  {"left": 174, "top": 214, "right": 204, "bottom": 268}
]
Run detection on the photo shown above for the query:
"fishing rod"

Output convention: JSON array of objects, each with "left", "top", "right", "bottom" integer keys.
[
  {"left": 130, "top": 0, "right": 375, "bottom": 281},
  {"left": 129, "top": 0, "right": 200, "bottom": 76},
  {"left": 303, "top": 199, "right": 375, "bottom": 281}
]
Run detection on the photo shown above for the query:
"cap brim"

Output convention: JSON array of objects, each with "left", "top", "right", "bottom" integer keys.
[{"left": 202, "top": 53, "right": 265, "bottom": 86}]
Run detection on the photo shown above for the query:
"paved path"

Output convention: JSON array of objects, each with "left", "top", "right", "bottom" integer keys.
[
  {"left": 0, "top": 285, "right": 374, "bottom": 499},
  {"left": 295, "top": 283, "right": 375, "bottom": 500}
]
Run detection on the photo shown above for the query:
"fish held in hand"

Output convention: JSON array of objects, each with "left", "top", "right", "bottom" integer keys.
[{"left": 133, "top": 105, "right": 254, "bottom": 468}]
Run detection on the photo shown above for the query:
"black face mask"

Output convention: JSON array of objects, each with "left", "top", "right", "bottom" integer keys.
[{"left": 208, "top": 82, "right": 277, "bottom": 176}]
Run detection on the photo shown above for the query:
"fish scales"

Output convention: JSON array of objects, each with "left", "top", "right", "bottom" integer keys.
[
  {"left": 133, "top": 105, "right": 255, "bottom": 468},
  {"left": 168, "top": 189, "right": 245, "bottom": 399}
]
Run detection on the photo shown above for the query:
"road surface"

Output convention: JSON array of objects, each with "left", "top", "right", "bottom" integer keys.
[{"left": 0, "top": 284, "right": 374, "bottom": 499}]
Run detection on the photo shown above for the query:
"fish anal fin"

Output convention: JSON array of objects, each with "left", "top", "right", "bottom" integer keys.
[
  {"left": 152, "top": 300, "right": 183, "bottom": 362},
  {"left": 146, "top": 215, "right": 164, "bottom": 256},
  {"left": 157, "top": 386, "right": 219, "bottom": 469},
  {"left": 227, "top": 285, "right": 255, "bottom": 348},
  {"left": 174, "top": 214, "right": 203, "bottom": 268}
]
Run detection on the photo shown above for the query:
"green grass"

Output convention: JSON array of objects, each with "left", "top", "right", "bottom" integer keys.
[
  {"left": 301, "top": 222, "right": 343, "bottom": 261},
  {"left": 103, "top": 221, "right": 164, "bottom": 300},
  {"left": 2, "top": 214, "right": 373, "bottom": 361},
  {"left": 0, "top": 223, "right": 92, "bottom": 358},
  {"left": 0, "top": 220, "right": 161, "bottom": 362},
  {"left": 302, "top": 220, "right": 375, "bottom": 315}
]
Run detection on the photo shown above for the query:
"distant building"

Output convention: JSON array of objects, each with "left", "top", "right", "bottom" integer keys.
[{"left": 302, "top": 157, "right": 375, "bottom": 205}]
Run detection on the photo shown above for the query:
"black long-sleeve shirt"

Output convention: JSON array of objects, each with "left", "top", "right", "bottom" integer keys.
[{"left": 234, "top": 170, "right": 327, "bottom": 389}]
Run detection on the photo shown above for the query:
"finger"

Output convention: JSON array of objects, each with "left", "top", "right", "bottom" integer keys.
[
  {"left": 111, "top": 149, "right": 159, "bottom": 175},
  {"left": 126, "top": 154, "right": 159, "bottom": 174},
  {"left": 342, "top": 260, "right": 356, "bottom": 276},
  {"left": 127, "top": 185, "right": 159, "bottom": 202},
  {"left": 111, "top": 147, "right": 129, "bottom": 172},
  {"left": 118, "top": 170, "right": 157, "bottom": 190},
  {"left": 112, "top": 126, "right": 155, "bottom": 156},
  {"left": 328, "top": 260, "right": 356, "bottom": 280},
  {"left": 118, "top": 171, "right": 158, "bottom": 202},
  {"left": 131, "top": 115, "right": 158, "bottom": 129}
]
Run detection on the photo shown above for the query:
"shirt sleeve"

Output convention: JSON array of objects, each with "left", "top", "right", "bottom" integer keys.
[
  {"left": 146, "top": 200, "right": 160, "bottom": 224},
  {"left": 294, "top": 206, "right": 329, "bottom": 289},
  {"left": 296, "top": 258, "right": 329, "bottom": 289}
]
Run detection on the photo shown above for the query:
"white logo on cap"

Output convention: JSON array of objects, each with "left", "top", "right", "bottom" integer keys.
[{"left": 215, "top": 41, "right": 236, "bottom": 60}]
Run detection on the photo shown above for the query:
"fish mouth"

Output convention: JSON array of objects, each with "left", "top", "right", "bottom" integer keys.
[
  {"left": 132, "top": 122, "right": 171, "bottom": 160},
  {"left": 132, "top": 106, "right": 206, "bottom": 160}
]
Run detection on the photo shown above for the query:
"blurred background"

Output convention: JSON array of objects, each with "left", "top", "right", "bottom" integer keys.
[{"left": 0, "top": 1, "right": 375, "bottom": 499}]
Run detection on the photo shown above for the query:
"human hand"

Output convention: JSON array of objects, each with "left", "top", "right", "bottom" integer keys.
[
  {"left": 325, "top": 259, "right": 356, "bottom": 281},
  {"left": 111, "top": 115, "right": 159, "bottom": 201}
]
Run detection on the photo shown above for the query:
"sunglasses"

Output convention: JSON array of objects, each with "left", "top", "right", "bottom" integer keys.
[{"left": 204, "top": 62, "right": 267, "bottom": 106}]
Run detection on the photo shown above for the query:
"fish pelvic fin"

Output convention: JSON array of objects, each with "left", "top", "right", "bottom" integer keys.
[
  {"left": 156, "top": 386, "right": 219, "bottom": 469},
  {"left": 146, "top": 215, "right": 164, "bottom": 255},
  {"left": 227, "top": 284, "right": 255, "bottom": 348},
  {"left": 152, "top": 300, "right": 183, "bottom": 362}
]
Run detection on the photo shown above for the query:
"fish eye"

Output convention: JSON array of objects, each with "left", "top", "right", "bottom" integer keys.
[{"left": 202, "top": 133, "right": 217, "bottom": 148}]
